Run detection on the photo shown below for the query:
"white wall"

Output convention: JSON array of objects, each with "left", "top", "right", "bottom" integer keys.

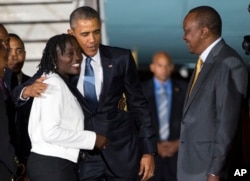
[{"left": 1, "top": 0, "right": 106, "bottom": 76}]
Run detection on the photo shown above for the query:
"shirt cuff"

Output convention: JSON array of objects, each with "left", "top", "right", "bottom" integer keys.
[
  {"left": 208, "top": 173, "right": 216, "bottom": 176},
  {"left": 20, "top": 87, "right": 30, "bottom": 101}
]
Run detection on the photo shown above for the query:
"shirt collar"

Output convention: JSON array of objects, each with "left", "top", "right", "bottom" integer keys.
[
  {"left": 83, "top": 49, "right": 101, "bottom": 65},
  {"left": 153, "top": 78, "right": 172, "bottom": 92},
  {"left": 200, "top": 37, "right": 222, "bottom": 63}
]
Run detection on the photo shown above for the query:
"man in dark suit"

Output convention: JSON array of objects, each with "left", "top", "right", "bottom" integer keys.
[
  {"left": 0, "top": 26, "right": 17, "bottom": 181},
  {"left": 8, "top": 33, "right": 30, "bottom": 85},
  {"left": 177, "top": 6, "right": 248, "bottom": 181},
  {"left": 0, "top": 24, "right": 24, "bottom": 181},
  {"left": 8, "top": 33, "right": 32, "bottom": 174},
  {"left": 0, "top": 24, "right": 18, "bottom": 149},
  {"left": 12, "top": 6, "right": 157, "bottom": 181},
  {"left": 141, "top": 51, "right": 188, "bottom": 181},
  {"left": 0, "top": 90, "right": 18, "bottom": 181}
]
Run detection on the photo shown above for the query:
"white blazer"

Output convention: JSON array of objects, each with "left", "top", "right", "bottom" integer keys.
[{"left": 28, "top": 73, "right": 96, "bottom": 163}]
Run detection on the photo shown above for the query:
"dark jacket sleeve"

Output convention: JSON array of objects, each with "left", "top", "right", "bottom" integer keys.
[
  {"left": 123, "top": 52, "right": 157, "bottom": 154},
  {"left": 0, "top": 90, "right": 17, "bottom": 175},
  {"left": 11, "top": 69, "right": 42, "bottom": 107}
]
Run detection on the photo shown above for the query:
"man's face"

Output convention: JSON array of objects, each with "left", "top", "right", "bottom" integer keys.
[
  {"left": 150, "top": 53, "right": 174, "bottom": 82},
  {"left": 8, "top": 36, "right": 26, "bottom": 74},
  {"left": 68, "top": 18, "right": 101, "bottom": 57},
  {"left": 183, "top": 13, "right": 203, "bottom": 55}
]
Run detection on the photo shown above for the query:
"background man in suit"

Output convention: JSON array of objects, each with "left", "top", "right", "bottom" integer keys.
[
  {"left": 0, "top": 88, "right": 18, "bottom": 181},
  {"left": 8, "top": 33, "right": 30, "bottom": 85},
  {"left": 8, "top": 33, "right": 31, "bottom": 180},
  {"left": 0, "top": 24, "right": 24, "bottom": 181},
  {"left": 0, "top": 29, "right": 17, "bottom": 181},
  {"left": 12, "top": 6, "right": 157, "bottom": 181},
  {"left": 0, "top": 24, "right": 18, "bottom": 151},
  {"left": 141, "top": 51, "right": 188, "bottom": 181},
  {"left": 177, "top": 6, "right": 248, "bottom": 181}
]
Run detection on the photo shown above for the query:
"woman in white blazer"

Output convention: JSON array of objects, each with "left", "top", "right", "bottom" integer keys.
[{"left": 27, "top": 34, "right": 108, "bottom": 181}]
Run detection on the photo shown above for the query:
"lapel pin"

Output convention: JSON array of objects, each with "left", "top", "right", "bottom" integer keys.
[
  {"left": 108, "top": 64, "right": 113, "bottom": 68},
  {"left": 174, "top": 87, "right": 180, "bottom": 92}
]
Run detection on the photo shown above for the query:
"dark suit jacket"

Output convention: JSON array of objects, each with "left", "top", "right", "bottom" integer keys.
[
  {"left": 177, "top": 39, "right": 249, "bottom": 181},
  {"left": 11, "top": 45, "right": 157, "bottom": 178},
  {"left": 0, "top": 90, "right": 17, "bottom": 179},
  {"left": 5, "top": 69, "right": 32, "bottom": 162},
  {"left": 3, "top": 68, "right": 18, "bottom": 148},
  {"left": 72, "top": 45, "right": 157, "bottom": 177},
  {"left": 14, "top": 72, "right": 32, "bottom": 162},
  {"left": 141, "top": 78, "right": 188, "bottom": 180}
]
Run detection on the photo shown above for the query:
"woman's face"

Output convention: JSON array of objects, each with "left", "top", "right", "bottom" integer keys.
[{"left": 56, "top": 39, "right": 83, "bottom": 78}]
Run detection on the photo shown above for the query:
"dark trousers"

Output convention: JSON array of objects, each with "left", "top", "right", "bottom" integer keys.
[
  {"left": 78, "top": 152, "right": 139, "bottom": 181},
  {"left": 151, "top": 156, "right": 177, "bottom": 181},
  {"left": 0, "top": 163, "right": 12, "bottom": 181},
  {"left": 27, "top": 152, "right": 79, "bottom": 181}
]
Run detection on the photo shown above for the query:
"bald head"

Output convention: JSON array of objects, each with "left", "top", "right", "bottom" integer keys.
[{"left": 150, "top": 51, "right": 174, "bottom": 82}]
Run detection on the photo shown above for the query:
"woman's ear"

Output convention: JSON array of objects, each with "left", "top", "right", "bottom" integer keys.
[
  {"left": 67, "top": 29, "right": 74, "bottom": 35},
  {"left": 52, "top": 58, "right": 57, "bottom": 70}
]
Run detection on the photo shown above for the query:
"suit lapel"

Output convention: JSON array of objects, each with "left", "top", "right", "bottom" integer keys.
[
  {"left": 69, "top": 75, "right": 93, "bottom": 114},
  {"left": 183, "top": 39, "right": 225, "bottom": 115},
  {"left": 145, "top": 80, "right": 159, "bottom": 129},
  {"left": 149, "top": 81, "right": 158, "bottom": 116},
  {"left": 98, "top": 45, "right": 113, "bottom": 105},
  {"left": 3, "top": 68, "right": 18, "bottom": 92},
  {"left": 184, "top": 62, "right": 213, "bottom": 111}
]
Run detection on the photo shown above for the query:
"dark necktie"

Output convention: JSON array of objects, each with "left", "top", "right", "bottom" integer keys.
[{"left": 84, "top": 57, "right": 98, "bottom": 111}]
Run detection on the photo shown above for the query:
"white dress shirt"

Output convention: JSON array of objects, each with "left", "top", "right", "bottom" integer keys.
[
  {"left": 77, "top": 50, "right": 103, "bottom": 100},
  {"left": 28, "top": 73, "right": 96, "bottom": 163}
]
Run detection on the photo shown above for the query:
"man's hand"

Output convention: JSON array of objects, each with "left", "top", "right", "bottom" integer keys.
[
  {"left": 208, "top": 174, "right": 220, "bottom": 181},
  {"left": 157, "top": 140, "right": 179, "bottom": 158},
  {"left": 22, "top": 77, "right": 47, "bottom": 99},
  {"left": 94, "top": 133, "right": 109, "bottom": 150},
  {"left": 138, "top": 154, "right": 155, "bottom": 181}
]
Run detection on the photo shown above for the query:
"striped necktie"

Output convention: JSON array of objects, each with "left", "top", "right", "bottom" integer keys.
[
  {"left": 158, "top": 84, "right": 169, "bottom": 140},
  {"left": 84, "top": 57, "right": 98, "bottom": 111}
]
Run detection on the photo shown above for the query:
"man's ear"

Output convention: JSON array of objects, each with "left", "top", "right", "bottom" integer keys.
[
  {"left": 149, "top": 63, "right": 154, "bottom": 73},
  {"left": 67, "top": 29, "right": 74, "bottom": 35},
  {"left": 201, "top": 27, "right": 209, "bottom": 39},
  {"left": 170, "top": 63, "right": 175, "bottom": 73}
]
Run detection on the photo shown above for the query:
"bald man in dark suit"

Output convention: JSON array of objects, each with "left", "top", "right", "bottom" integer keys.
[{"left": 141, "top": 51, "right": 188, "bottom": 181}]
